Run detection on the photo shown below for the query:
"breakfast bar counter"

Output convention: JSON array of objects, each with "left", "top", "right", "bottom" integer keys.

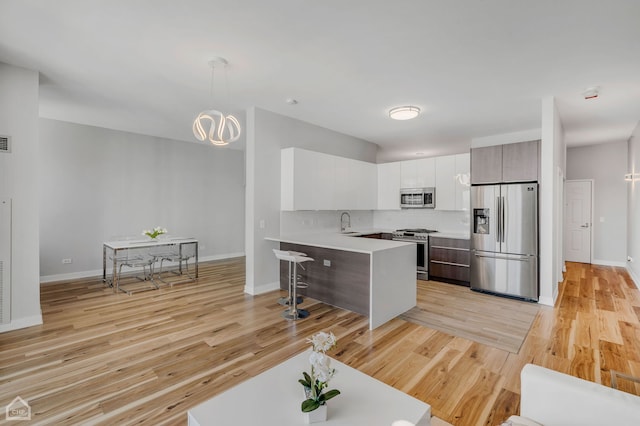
[{"left": 266, "top": 232, "right": 415, "bottom": 329}]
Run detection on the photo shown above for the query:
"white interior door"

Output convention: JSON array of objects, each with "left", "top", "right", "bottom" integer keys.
[{"left": 564, "top": 180, "right": 592, "bottom": 263}]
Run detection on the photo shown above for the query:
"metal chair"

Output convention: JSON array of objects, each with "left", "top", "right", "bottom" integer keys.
[
  {"left": 113, "top": 250, "right": 158, "bottom": 295},
  {"left": 155, "top": 241, "right": 197, "bottom": 286}
]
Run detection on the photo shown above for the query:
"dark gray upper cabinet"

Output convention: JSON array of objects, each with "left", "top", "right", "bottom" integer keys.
[
  {"left": 471, "top": 140, "right": 539, "bottom": 184},
  {"left": 470, "top": 144, "right": 503, "bottom": 184},
  {"left": 502, "top": 140, "right": 539, "bottom": 182}
]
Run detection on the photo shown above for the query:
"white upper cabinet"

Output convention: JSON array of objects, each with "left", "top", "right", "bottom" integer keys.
[
  {"left": 401, "top": 157, "right": 435, "bottom": 188},
  {"left": 351, "top": 160, "right": 377, "bottom": 210},
  {"left": 454, "top": 153, "right": 470, "bottom": 211},
  {"left": 332, "top": 155, "right": 351, "bottom": 209},
  {"left": 435, "top": 153, "right": 470, "bottom": 211},
  {"left": 282, "top": 148, "right": 468, "bottom": 212},
  {"left": 281, "top": 148, "right": 376, "bottom": 211},
  {"left": 435, "top": 155, "right": 456, "bottom": 210},
  {"left": 281, "top": 147, "right": 334, "bottom": 211},
  {"left": 377, "top": 162, "right": 401, "bottom": 210}
]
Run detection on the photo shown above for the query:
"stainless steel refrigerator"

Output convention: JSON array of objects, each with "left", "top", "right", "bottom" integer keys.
[{"left": 470, "top": 183, "right": 538, "bottom": 301}]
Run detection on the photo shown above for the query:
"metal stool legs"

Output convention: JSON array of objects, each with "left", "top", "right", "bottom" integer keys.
[
  {"left": 277, "top": 259, "right": 303, "bottom": 306},
  {"left": 282, "top": 260, "right": 309, "bottom": 320}
]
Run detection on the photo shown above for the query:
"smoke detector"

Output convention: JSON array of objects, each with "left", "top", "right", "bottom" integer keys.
[{"left": 582, "top": 86, "right": 600, "bottom": 100}]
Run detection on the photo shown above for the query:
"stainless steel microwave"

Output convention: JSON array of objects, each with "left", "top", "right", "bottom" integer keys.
[{"left": 400, "top": 187, "right": 435, "bottom": 209}]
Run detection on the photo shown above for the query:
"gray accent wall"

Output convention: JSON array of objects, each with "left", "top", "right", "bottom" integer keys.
[
  {"left": 38, "top": 118, "right": 245, "bottom": 280},
  {"left": 566, "top": 141, "right": 628, "bottom": 265}
]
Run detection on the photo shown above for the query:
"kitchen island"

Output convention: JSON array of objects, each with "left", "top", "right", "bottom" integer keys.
[{"left": 265, "top": 231, "right": 416, "bottom": 329}]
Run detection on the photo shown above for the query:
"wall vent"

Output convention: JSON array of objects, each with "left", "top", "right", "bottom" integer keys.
[
  {"left": 0, "top": 135, "right": 11, "bottom": 153},
  {"left": 0, "top": 199, "right": 11, "bottom": 324}
]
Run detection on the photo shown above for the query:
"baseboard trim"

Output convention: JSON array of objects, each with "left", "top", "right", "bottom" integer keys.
[
  {"left": 627, "top": 266, "right": 640, "bottom": 289},
  {"left": 245, "top": 281, "right": 280, "bottom": 295},
  {"left": 592, "top": 259, "right": 627, "bottom": 267},
  {"left": 538, "top": 295, "right": 554, "bottom": 307},
  {"left": 40, "top": 252, "right": 245, "bottom": 284},
  {"left": 0, "top": 313, "right": 43, "bottom": 333}
]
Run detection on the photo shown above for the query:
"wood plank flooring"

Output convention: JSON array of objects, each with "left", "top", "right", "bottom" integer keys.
[
  {"left": 1, "top": 259, "right": 639, "bottom": 425},
  {"left": 400, "top": 281, "right": 541, "bottom": 353}
]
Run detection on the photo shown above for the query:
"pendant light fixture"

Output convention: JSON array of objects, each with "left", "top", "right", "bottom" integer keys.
[{"left": 192, "top": 57, "right": 241, "bottom": 146}]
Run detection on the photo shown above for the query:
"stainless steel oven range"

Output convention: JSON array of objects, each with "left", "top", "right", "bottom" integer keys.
[{"left": 392, "top": 228, "right": 438, "bottom": 279}]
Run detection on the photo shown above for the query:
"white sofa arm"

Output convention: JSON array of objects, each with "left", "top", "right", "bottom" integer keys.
[{"left": 519, "top": 364, "right": 640, "bottom": 426}]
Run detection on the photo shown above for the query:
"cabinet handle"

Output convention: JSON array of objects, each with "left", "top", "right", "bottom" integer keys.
[
  {"left": 430, "top": 260, "right": 470, "bottom": 268},
  {"left": 430, "top": 245, "right": 470, "bottom": 251}
]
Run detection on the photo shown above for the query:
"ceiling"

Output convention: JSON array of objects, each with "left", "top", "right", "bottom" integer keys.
[{"left": 1, "top": 0, "right": 639, "bottom": 162}]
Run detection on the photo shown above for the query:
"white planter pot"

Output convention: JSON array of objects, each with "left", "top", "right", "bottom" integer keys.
[{"left": 303, "top": 404, "right": 327, "bottom": 424}]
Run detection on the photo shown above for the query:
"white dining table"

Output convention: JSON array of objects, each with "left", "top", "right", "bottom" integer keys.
[{"left": 102, "top": 237, "right": 199, "bottom": 286}]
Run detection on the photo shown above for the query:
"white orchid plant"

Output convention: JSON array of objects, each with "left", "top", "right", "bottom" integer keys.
[
  {"left": 142, "top": 226, "right": 167, "bottom": 239},
  {"left": 299, "top": 331, "right": 341, "bottom": 412}
]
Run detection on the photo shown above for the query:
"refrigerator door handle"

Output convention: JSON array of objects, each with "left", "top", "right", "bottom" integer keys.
[
  {"left": 501, "top": 195, "right": 506, "bottom": 243},
  {"left": 495, "top": 196, "right": 501, "bottom": 243},
  {"left": 473, "top": 252, "right": 533, "bottom": 262}
]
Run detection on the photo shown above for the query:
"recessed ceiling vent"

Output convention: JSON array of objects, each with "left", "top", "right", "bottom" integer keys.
[{"left": 0, "top": 136, "right": 10, "bottom": 153}]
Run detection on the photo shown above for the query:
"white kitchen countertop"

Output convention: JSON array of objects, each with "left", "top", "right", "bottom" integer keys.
[{"left": 265, "top": 229, "right": 411, "bottom": 254}]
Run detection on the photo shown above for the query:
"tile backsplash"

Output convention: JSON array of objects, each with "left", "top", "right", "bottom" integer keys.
[
  {"left": 280, "top": 210, "right": 374, "bottom": 235},
  {"left": 280, "top": 209, "right": 469, "bottom": 234},
  {"left": 373, "top": 209, "right": 469, "bottom": 233}
]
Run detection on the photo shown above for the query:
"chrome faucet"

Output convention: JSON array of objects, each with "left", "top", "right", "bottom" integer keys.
[{"left": 340, "top": 211, "right": 351, "bottom": 232}]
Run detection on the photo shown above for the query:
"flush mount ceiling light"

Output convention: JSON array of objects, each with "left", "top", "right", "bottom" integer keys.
[
  {"left": 389, "top": 106, "right": 420, "bottom": 120},
  {"left": 192, "top": 57, "right": 241, "bottom": 146}
]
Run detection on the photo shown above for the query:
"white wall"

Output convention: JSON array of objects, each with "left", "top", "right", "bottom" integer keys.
[
  {"left": 540, "top": 97, "right": 566, "bottom": 306},
  {"left": 0, "top": 63, "right": 42, "bottom": 331},
  {"left": 471, "top": 128, "right": 542, "bottom": 148},
  {"left": 244, "top": 107, "right": 379, "bottom": 294},
  {"left": 566, "top": 141, "right": 628, "bottom": 266},
  {"left": 38, "top": 119, "right": 245, "bottom": 281},
  {"left": 628, "top": 122, "right": 640, "bottom": 286}
]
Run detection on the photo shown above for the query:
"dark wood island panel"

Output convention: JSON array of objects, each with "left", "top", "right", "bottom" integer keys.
[{"left": 279, "top": 243, "right": 370, "bottom": 316}]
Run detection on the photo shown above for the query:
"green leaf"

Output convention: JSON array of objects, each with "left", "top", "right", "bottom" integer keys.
[
  {"left": 322, "top": 389, "right": 340, "bottom": 401},
  {"left": 301, "top": 399, "right": 320, "bottom": 412},
  {"left": 298, "top": 378, "right": 311, "bottom": 387}
]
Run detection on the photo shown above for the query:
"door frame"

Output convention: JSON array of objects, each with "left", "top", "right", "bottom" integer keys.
[{"left": 564, "top": 179, "right": 594, "bottom": 264}]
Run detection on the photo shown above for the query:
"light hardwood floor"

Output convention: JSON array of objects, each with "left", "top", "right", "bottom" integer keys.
[{"left": 1, "top": 259, "right": 639, "bottom": 425}]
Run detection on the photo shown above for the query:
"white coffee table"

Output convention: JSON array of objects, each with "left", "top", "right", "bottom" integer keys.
[{"left": 188, "top": 350, "right": 431, "bottom": 425}]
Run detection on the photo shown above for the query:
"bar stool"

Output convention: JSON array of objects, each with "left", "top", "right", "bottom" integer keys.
[
  {"left": 273, "top": 249, "right": 314, "bottom": 320},
  {"left": 276, "top": 250, "right": 306, "bottom": 307}
]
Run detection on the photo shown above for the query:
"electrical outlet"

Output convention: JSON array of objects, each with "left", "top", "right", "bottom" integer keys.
[
  {"left": 62, "top": 258, "right": 72, "bottom": 264},
  {"left": 323, "top": 259, "right": 331, "bottom": 267},
  {"left": 628, "top": 256, "right": 633, "bottom": 262}
]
